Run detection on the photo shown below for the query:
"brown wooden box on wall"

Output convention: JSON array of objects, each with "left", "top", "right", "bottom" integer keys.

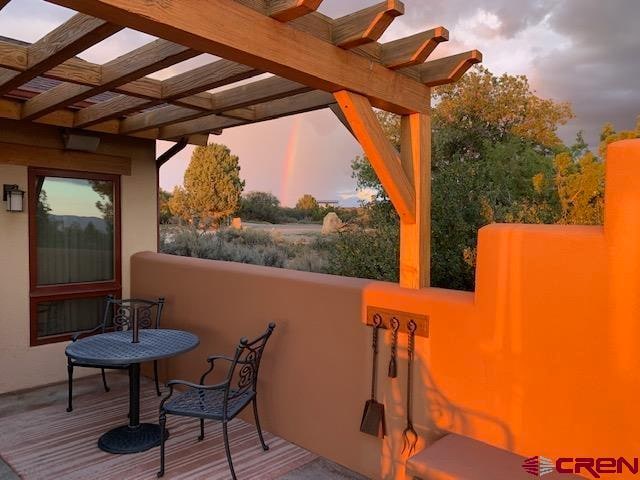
[{"left": 365, "top": 305, "right": 429, "bottom": 337}]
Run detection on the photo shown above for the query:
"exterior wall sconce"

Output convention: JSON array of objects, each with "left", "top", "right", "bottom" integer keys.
[{"left": 3, "top": 184, "right": 25, "bottom": 212}]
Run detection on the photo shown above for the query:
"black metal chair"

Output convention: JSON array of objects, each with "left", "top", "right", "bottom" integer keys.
[
  {"left": 66, "top": 295, "right": 165, "bottom": 412},
  {"left": 157, "top": 323, "right": 276, "bottom": 480}
]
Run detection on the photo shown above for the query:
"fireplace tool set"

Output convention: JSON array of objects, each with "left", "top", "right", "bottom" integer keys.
[{"left": 360, "top": 313, "right": 419, "bottom": 456}]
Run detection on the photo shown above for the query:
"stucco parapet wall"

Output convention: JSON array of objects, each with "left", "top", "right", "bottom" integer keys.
[
  {"left": 132, "top": 251, "right": 371, "bottom": 290},
  {"left": 132, "top": 252, "right": 478, "bottom": 321}
]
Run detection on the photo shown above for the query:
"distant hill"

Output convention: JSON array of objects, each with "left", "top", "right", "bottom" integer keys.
[{"left": 51, "top": 215, "right": 109, "bottom": 233}]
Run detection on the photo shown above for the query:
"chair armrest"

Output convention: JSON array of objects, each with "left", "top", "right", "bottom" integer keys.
[
  {"left": 206, "top": 354, "right": 235, "bottom": 364},
  {"left": 166, "top": 379, "right": 227, "bottom": 391},
  {"left": 159, "top": 378, "right": 227, "bottom": 412},
  {"left": 200, "top": 355, "right": 233, "bottom": 384},
  {"left": 71, "top": 324, "right": 104, "bottom": 342}
]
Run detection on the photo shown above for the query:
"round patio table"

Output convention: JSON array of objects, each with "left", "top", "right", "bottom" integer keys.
[{"left": 66, "top": 329, "right": 199, "bottom": 454}]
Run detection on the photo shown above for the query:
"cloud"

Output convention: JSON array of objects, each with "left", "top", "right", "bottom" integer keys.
[
  {"left": 388, "top": 0, "right": 640, "bottom": 149},
  {"left": 535, "top": 0, "right": 640, "bottom": 145}
]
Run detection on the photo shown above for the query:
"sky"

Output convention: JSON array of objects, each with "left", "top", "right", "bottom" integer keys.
[
  {"left": 1, "top": 0, "right": 638, "bottom": 206},
  {"left": 41, "top": 177, "right": 104, "bottom": 217}
]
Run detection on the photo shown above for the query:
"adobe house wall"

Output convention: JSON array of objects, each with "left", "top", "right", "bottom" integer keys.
[{"left": 0, "top": 119, "right": 158, "bottom": 393}]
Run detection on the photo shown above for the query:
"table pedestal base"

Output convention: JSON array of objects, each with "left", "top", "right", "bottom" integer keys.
[{"left": 98, "top": 423, "right": 168, "bottom": 454}]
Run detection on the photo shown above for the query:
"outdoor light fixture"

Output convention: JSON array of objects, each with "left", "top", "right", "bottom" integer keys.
[
  {"left": 63, "top": 132, "right": 101, "bottom": 152},
  {"left": 3, "top": 184, "right": 25, "bottom": 212}
]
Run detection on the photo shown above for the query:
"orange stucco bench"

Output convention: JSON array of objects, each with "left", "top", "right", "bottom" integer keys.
[{"left": 407, "top": 434, "right": 584, "bottom": 479}]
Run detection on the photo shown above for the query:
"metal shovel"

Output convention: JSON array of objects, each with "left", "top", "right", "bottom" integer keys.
[{"left": 360, "top": 314, "right": 386, "bottom": 438}]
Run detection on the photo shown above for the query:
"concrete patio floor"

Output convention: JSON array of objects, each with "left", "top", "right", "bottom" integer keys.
[{"left": 0, "top": 374, "right": 367, "bottom": 480}]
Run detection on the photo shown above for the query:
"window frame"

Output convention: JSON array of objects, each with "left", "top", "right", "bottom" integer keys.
[{"left": 28, "top": 167, "right": 122, "bottom": 346}]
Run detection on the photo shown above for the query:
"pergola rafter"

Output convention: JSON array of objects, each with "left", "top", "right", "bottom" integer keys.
[
  {"left": 0, "top": 14, "right": 121, "bottom": 96},
  {"left": 0, "top": 0, "right": 481, "bottom": 289}
]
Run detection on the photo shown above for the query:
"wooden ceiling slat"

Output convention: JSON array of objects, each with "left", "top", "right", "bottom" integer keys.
[
  {"left": 121, "top": 104, "right": 201, "bottom": 133},
  {"left": 75, "top": 59, "right": 267, "bottom": 128},
  {"left": 160, "top": 89, "right": 334, "bottom": 139},
  {"left": 22, "top": 39, "right": 197, "bottom": 120},
  {"left": 74, "top": 95, "right": 157, "bottom": 127},
  {"left": 161, "top": 59, "right": 261, "bottom": 100},
  {"left": 43, "top": 0, "right": 431, "bottom": 114},
  {"left": 0, "top": 14, "right": 121, "bottom": 96},
  {"left": 0, "top": 42, "right": 26, "bottom": 71},
  {"left": 332, "top": 0, "right": 404, "bottom": 50},
  {"left": 121, "top": 76, "right": 310, "bottom": 134}
]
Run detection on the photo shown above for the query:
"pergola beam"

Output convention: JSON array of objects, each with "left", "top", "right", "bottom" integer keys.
[
  {"left": 382, "top": 27, "right": 449, "bottom": 70},
  {"left": 410, "top": 50, "right": 483, "bottom": 86},
  {"left": 334, "top": 90, "right": 416, "bottom": 223},
  {"left": 0, "top": 14, "right": 121, "bottom": 96},
  {"left": 268, "top": 0, "right": 323, "bottom": 22},
  {"left": 22, "top": 39, "right": 198, "bottom": 120},
  {"left": 332, "top": 0, "right": 404, "bottom": 49},
  {"left": 44, "top": 0, "right": 431, "bottom": 114}
]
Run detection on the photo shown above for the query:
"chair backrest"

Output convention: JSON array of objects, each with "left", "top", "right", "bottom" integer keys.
[
  {"left": 224, "top": 323, "right": 276, "bottom": 406},
  {"left": 102, "top": 295, "right": 165, "bottom": 333}
]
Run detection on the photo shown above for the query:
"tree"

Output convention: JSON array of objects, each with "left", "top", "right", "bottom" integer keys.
[
  {"left": 158, "top": 189, "right": 173, "bottom": 224},
  {"left": 240, "top": 191, "right": 281, "bottom": 223},
  {"left": 554, "top": 151, "right": 604, "bottom": 225},
  {"left": 332, "top": 66, "right": 576, "bottom": 290},
  {"left": 296, "top": 194, "right": 319, "bottom": 212},
  {"left": 598, "top": 116, "right": 640, "bottom": 159},
  {"left": 168, "top": 144, "right": 245, "bottom": 228}
]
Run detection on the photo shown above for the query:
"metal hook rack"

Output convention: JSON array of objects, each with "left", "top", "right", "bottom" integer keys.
[{"left": 365, "top": 306, "right": 429, "bottom": 338}]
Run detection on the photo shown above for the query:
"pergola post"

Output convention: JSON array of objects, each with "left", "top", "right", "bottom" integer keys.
[{"left": 399, "top": 112, "right": 431, "bottom": 289}]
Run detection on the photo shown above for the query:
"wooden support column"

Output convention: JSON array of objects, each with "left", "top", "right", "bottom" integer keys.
[{"left": 400, "top": 112, "right": 431, "bottom": 288}]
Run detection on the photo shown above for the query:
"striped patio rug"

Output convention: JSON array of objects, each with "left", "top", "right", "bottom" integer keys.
[{"left": 0, "top": 381, "right": 317, "bottom": 480}]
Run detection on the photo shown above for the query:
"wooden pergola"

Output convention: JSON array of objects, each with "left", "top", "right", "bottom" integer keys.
[{"left": 0, "top": 0, "right": 481, "bottom": 289}]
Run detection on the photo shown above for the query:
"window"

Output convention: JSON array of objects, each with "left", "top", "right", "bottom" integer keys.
[{"left": 29, "top": 168, "right": 121, "bottom": 345}]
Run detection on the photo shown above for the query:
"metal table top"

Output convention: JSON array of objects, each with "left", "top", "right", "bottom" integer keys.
[{"left": 65, "top": 329, "right": 199, "bottom": 366}]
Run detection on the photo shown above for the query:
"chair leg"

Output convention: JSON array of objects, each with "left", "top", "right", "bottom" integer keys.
[
  {"left": 66, "top": 361, "right": 74, "bottom": 413},
  {"left": 253, "top": 397, "right": 269, "bottom": 451},
  {"left": 154, "top": 361, "right": 161, "bottom": 396},
  {"left": 198, "top": 419, "right": 205, "bottom": 441},
  {"left": 101, "top": 368, "right": 110, "bottom": 392},
  {"left": 157, "top": 411, "right": 167, "bottom": 478},
  {"left": 223, "top": 420, "right": 237, "bottom": 480}
]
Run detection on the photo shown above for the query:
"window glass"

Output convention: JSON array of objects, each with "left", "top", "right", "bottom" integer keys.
[
  {"left": 36, "top": 177, "right": 115, "bottom": 285},
  {"left": 36, "top": 297, "right": 104, "bottom": 337}
]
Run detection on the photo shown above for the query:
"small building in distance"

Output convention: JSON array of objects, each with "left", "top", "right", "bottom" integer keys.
[{"left": 317, "top": 200, "right": 339, "bottom": 208}]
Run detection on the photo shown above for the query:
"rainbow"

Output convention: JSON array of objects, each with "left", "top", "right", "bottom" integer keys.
[{"left": 280, "top": 117, "right": 302, "bottom": 206}]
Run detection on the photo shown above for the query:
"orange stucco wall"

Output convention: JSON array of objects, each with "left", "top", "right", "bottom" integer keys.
[{"left": 131, "top": 139, "right": 640, "bottom": 479}]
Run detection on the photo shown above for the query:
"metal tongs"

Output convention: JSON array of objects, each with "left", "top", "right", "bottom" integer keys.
[{"left": 401, "top": 319, "right": 418, "bottom": 455}]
